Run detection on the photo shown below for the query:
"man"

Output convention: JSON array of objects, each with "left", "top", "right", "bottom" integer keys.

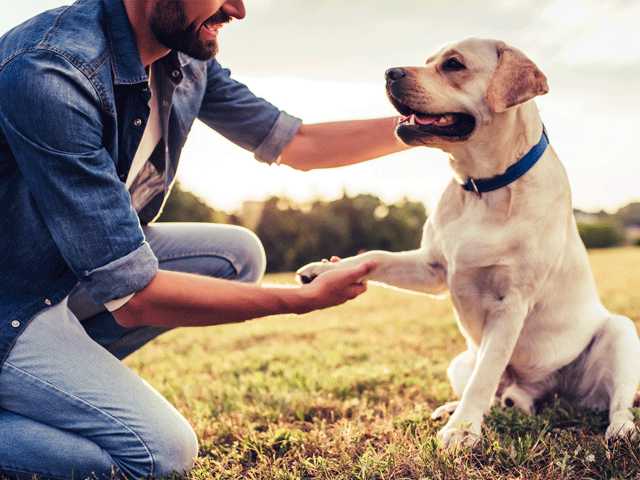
[{"left": 0, "top": 1, "right": 407, "bottom": 478}]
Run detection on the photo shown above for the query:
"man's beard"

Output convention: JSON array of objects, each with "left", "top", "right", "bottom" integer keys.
[{"left": 149, "top": 1, "right": 230, "bottom": 61}]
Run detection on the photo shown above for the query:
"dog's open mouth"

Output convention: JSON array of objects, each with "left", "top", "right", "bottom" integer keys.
[
  {"left": 389, "top": 98, "right": 476, "bottom": 141},
  {"left": 397, "top": 110, "right": 476, "bottom": 139}
]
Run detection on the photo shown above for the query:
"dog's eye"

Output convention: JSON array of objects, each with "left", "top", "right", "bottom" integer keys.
[{"left": 442, "top": 58, "right": 466, "bottom": 72}]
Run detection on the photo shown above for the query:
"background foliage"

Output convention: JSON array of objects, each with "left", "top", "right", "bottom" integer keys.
[
  {"left": 577, "top": 220, "right": 626, "bottom": 249},
  {"left": 252, "top": 195, "right": 426, "bottom": 273},
  {"left": 157, "top": 184, "right": 639, "bottom": 271},
  {"left": 158, "top": 183, "right": 427, "bottom": 273}
]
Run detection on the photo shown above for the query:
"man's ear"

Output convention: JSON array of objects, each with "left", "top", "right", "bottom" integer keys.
[{"left": 485, "top": 41, "right": 549, "bottom": 112}]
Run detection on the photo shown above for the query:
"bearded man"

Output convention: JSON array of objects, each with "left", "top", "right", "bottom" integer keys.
[{"left": 0, "top": 1, "right": 405, "bottom": 477}]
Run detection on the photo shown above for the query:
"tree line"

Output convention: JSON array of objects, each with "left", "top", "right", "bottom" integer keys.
[
  {"left": 157, "top": 183, "right": 426, "bottom": 273},
  {"left": 157, "top": 183, "right": 640, "bottom": 272},
  {"left": 575, "top": 203, "right": 640, "bottom": 248}
]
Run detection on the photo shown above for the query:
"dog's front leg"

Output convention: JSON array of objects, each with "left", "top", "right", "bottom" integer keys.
[
  {"left": 297, "top": 249, "right": 447, "bottom": 296},
  {"left": 438, "top": 296, "right": 527, "bottom": 448}
]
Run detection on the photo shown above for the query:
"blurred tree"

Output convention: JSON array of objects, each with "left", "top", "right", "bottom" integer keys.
[
  {"left": 615, "top": 202, "right": 640, "bottom": 227},
  {"left": 254, "top": 193, "right": 427, "bottom": 273},
  {"left": 155, "top": 184, "right": 430, "bottom": 272},
  {"left": 577, "top": 220, "right": 625, "bottom": 249},
  {"left": 156, "top": 182, "right": 231, "bottom": 224}
]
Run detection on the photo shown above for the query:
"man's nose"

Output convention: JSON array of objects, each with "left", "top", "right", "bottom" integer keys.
[{"left": 221, "top": 0, "right": 246, "bottom": 20}]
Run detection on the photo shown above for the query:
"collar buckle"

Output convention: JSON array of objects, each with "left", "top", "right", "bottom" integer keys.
[
  {"left": 469, "top": 178, "right": 481, "bottom": 198},
  {"left": 460, "top": 124, "right": 549, "bottom": 197}
]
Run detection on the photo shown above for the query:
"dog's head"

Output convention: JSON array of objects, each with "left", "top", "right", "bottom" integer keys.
[{"left": 386, "top": 38, "right": 549, "bottom": 147}]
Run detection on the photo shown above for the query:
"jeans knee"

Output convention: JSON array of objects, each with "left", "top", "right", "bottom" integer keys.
[
  {"left": 145, "top": 223, "right": 266, "bottom": 284},
  {"left": 147, "top": 422, "right": 199, "bottom": 477},
  {"left": 233, "top": 227, "right": 266, "bottom": 283},
  {"left": 112, "top": 409, "right": 198, "bottom": 479}
]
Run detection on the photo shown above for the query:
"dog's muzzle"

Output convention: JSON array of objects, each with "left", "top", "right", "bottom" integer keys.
[{"left": 385, "top": 67, "right": 476, "bottom": 142}]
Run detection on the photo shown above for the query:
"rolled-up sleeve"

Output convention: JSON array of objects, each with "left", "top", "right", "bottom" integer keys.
[
  {"left": 197, "top": 60, "right": 302, "bottom": 165},
  {"left": 0, "top": 50, "right": 157, "bottom": 304},
  {"left": 79, "top": 242, "right": 157, "bottom": 304},
  {"left": 253, "top": 111, "right": 303, "bottom": 165}
]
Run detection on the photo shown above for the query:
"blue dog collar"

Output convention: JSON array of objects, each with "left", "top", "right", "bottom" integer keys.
[{"left": 461, "top": 126, "right": 549, "bottom": 197}]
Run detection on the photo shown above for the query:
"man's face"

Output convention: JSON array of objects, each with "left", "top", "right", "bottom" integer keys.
[{"left": 149, "top": 0, "right": 245, "bottom": 61}]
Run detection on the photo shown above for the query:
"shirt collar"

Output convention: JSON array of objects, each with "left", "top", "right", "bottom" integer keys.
[
  {"left": 101, "top": 0, "right": 192, "bottom": 85},
  {"left": 102, "top": 0, "right": 148, "bottom": 85}
]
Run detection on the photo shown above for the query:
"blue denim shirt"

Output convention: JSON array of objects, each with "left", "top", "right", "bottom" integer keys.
[{"left": 0, "top": 0, "right": 302, "bottom": 368}]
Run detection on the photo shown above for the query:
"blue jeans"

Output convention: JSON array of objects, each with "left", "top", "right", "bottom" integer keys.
[{"left": 0, "top": 223, "right": 266, "bottom": 480}]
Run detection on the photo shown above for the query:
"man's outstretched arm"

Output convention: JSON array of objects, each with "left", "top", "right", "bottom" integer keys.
[
  {"left": 111, "top": 262, "right": 377, "bottom": 328},
  {"left": 279, "top": 117, "right": 410, "bottom": 171}
]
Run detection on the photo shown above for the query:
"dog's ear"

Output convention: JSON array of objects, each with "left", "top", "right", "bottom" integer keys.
[{"left": 485, "top": 41, "right": 549, "bottom": 112}]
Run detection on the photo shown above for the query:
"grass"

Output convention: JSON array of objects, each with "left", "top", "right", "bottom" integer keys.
[
  {"left": 137, "top": 247, "right": 640, "bottom": 479},
  {"left": 12, "top": 248, "right": 640, "bottom": 479}
]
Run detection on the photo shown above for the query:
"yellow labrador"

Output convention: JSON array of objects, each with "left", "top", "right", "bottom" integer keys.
[{"left": 297, "top": 38, "right": 640, "bottom": 448}]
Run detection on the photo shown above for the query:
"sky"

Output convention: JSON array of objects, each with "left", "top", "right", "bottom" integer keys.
[{"left": 2, "top": 0, "right": 639, "bottom": 214}]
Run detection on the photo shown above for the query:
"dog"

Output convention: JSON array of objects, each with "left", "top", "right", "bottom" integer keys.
[{"left": 297, "top": 38, "right": 640, "bottom": 448}]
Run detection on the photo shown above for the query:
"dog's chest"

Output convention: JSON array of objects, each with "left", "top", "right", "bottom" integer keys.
[
  {"left": 428, "top": 183, "right": 516, "bottom": 255},
  {"left": 428, "top": 202, "right": 526, "bottom": 345},
  {"left": 447, "top": 263, "right": 513, "bottom": 343}
]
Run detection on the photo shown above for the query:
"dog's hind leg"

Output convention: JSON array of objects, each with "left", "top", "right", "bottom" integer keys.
[
  {"left": 447, "top": 348, "right": 476, "bottom": 397},
  {"left": 431, "top": 348, "right": 476, "bottom": 420},
  {"left": 500, "top": 383, "right": 536, "bottom": 412},
  {"left": 575, "top": 315, "right": 640, "bottom": 439},
  {"left": 602, "top": 315, "right": 640, "bottom": 439}
]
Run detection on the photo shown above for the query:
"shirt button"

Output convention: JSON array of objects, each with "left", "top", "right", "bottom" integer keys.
[
  {"left": 134, "top": 119, "right": 143, "bottom": 127},
  {"left": 44, "top": 299, "right": 52, "bottom": 306},
  {"left": 172, "top": 70, "right": 180, "bottom": 78},
  {"left": 11, "top": 320, "right": 20, "bottom": 328}
]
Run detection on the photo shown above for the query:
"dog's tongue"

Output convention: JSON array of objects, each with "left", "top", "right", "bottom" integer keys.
[
  {"left": 399, "top": 114, "right": 455, "bottom": 127},
  {"left": 415, "top": 114, "right": 440, "bottom": 125}
]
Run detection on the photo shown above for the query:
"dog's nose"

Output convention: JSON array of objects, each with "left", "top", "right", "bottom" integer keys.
[{"left": 385, "top": 67, "right": 406, "bottom": 82}]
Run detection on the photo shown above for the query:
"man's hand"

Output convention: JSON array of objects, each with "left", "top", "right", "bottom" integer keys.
[{"left": 295, "top": 261, "right": 377, "bottom": 314}]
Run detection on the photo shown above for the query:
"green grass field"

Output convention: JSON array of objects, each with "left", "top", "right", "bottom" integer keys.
[
  {"left": 109, "top": 247, "right": 640, "bottom": 478},
  {"left": 120, "top": 247, "right": 640, "bottom": 480}
]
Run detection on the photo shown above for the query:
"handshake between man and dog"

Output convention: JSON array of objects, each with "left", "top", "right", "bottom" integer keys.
[{"left": 297, "top": 38, "right": 640, "bottom": 448}]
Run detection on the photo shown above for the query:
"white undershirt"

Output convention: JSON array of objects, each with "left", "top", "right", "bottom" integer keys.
[
  {"left": 104, "top": 67, "right": 162, "bottom": 312},
  {"left": 126, "top": 69, "right": 162, "bottom": 190}
]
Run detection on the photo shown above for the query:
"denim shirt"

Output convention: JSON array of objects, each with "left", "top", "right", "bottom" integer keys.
[{"left": 0, "top": 0, "right": 302, "bottom": 368}]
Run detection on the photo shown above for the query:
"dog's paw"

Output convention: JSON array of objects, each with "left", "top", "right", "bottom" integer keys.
[
  {"left": 431, "top": 401, "right": 460, "bottom": 420},
  {"left": 296, "top": 262, "right": 333, "bottom": 284},
  {"left": 605, "top": 420, "right": 638, "bottom": 440},
  {"left": 437, "top": 421, "right": 481, "bottom": 449}
]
